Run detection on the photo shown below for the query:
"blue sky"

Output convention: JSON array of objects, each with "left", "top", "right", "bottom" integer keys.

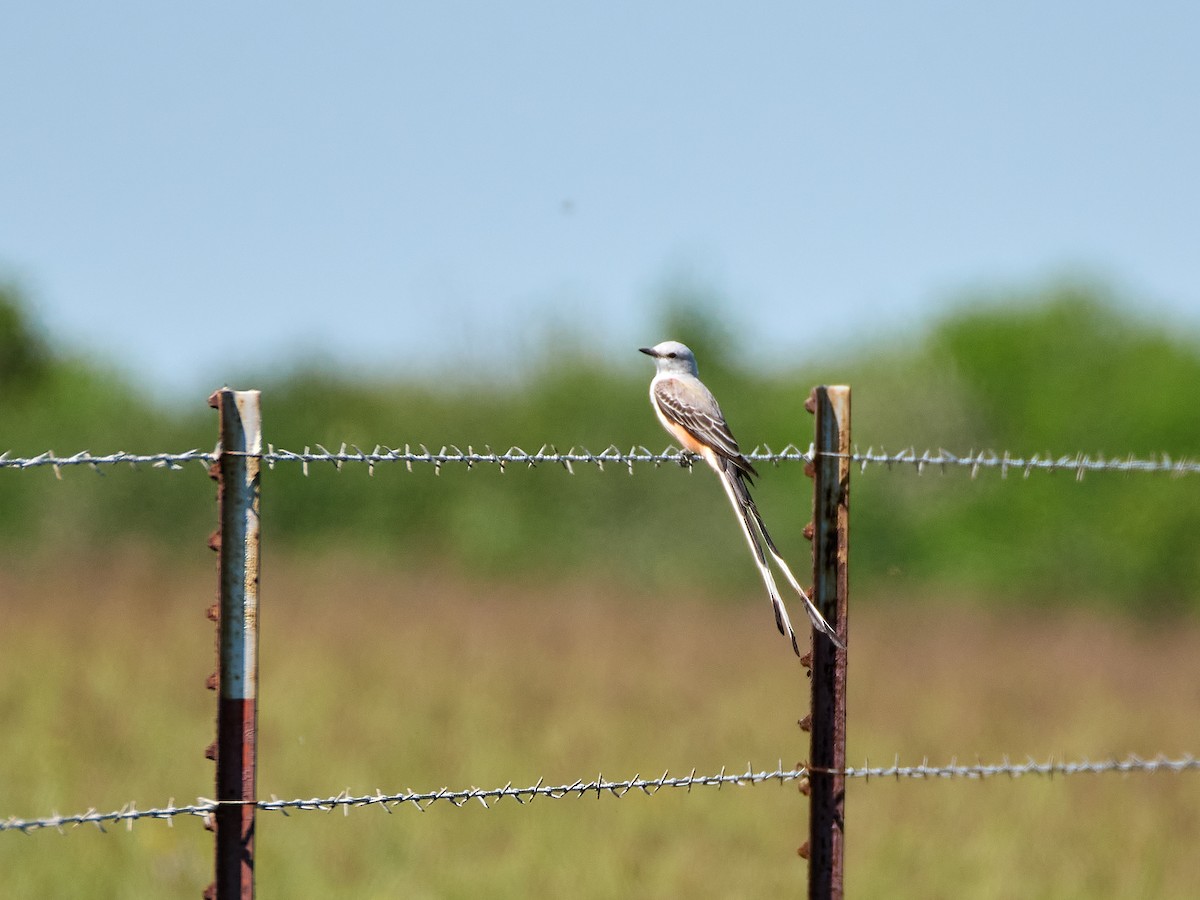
[{"left": 3, "top": 3, "right": 1198, "bottom": 398}]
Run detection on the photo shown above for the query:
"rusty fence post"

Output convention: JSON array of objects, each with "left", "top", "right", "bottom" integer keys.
[
  {"left": 205, "top": 389, "right": 262, "bottom": 900},
  {"left": 803, "top": 385, "right": 850, "bottom": 899}
]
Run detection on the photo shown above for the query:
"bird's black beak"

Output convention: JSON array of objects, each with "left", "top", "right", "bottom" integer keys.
[{"left": 638, "top": 347, "right": 657, "bottom": 357}]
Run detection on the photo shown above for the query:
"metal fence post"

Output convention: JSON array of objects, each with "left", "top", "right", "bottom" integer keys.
[
  {"left": 205, "top": 389, "right": 262, "bottom": 900},
  {"left": 802, "top": 385, "right": 850, "bottom": 899}
]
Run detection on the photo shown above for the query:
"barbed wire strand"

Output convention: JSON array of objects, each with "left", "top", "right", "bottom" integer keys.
[
  {"left": 4, "top": 753, "right": 1195, "bottom": 836},
  {"left": 0, "top": 448, "right": 217, "bottom": 477},
  {"left": 3, "top": 445, "right": 1199, "bottom": 479}
]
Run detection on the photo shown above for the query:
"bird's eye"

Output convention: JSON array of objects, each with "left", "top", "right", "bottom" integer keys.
[{"left": 666, "top": 352, "right": 677, "bottom": 358}]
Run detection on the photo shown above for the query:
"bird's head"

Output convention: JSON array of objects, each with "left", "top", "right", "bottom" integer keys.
[{"left": 639, "top": 340, "right": 699, "bottom": 377}]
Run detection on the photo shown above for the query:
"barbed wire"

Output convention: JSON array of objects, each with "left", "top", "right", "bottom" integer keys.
[
  {"left": 3, "top": 444, "right": 1199, "bottom": 478},
  {"left": 255, "top": 444, "right": 716, "bottom": 475},
  {"left": 4, "top": 753, "right": 1195, "bottom": 836},
  {"left": 0, "top": 448, "right": 217, "bottom": 474},
  {"left": 844, "top": 447, "right": 1200, "bottom": 480},
  {"left": 840, "top": 752, "right": 1199, "bottom": 781}
]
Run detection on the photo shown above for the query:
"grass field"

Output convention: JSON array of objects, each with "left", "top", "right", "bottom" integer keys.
[{"left": 2, "top": 552, "right": 1198, "bottom": 898}]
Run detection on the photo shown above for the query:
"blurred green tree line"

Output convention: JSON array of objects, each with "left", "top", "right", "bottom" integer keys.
[{"left": 2, "top": 282, "right": 1198, "bottom": 613}]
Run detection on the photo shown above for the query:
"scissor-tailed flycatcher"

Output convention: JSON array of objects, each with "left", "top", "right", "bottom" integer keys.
[{"left": 640, "top": 340, "right": 844, "bottom": 654}]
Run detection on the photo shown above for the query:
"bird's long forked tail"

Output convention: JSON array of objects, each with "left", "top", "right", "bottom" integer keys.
[
  {"left": 713, "top": 465, "right": 802, "bottom": 655},
  {"left": 717, "top": 459, "right": 846, "bottom": 652},
  {"left": 755, "top": 514, "right": 846, "bottom": 651}
]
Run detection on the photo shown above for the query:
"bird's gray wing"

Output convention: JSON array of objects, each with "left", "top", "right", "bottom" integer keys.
[{"left": 653, "top": 377, "right": 757, "bottom": 478}]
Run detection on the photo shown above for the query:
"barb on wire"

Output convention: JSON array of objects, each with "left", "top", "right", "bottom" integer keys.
[{"left": 4, "top": 753, "right": 1196, "bottom": 835}]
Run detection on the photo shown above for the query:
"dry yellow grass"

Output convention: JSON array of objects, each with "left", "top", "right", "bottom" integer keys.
[{"left": 2, "top": 552, "right": 1198, "bottom": 898}]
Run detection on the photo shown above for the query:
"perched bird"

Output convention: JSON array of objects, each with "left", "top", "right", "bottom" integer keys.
[{"left": 640, "top": 340, "right": 844, "bottom": 654}]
